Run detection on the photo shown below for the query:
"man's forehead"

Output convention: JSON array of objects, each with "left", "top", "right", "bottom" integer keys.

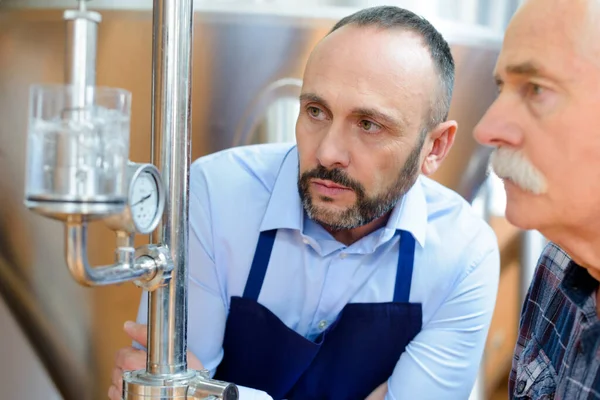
[
  {"left": 495, "top": 1, "right": 591, "bottom": 79},
  {"left": 503, "top": 0, "right": 600, "bottom": 63},
  {"left": 309, "top": 25, "right": 432, "bottom": 68},
  {"left": 304, "top": 26, "right": 435, "bottom": 91}
]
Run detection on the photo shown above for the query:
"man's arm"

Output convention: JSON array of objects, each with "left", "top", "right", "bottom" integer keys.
[
  {"left": 135, "top": 166, "right": 273, "bottom": 400},
  {"left": 380, "top": 244, "right": 500, "bottom": 400}
]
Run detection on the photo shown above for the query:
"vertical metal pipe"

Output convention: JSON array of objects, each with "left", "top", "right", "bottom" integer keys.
[
  {"left": 147, "top": 0, "right": 193, "bottom": 375},
  {"left": 64, "top": 1, "right": 100, "bottom": 99},
  {"left": 62, "top": 3, "right": 101, "bottom": 199}
]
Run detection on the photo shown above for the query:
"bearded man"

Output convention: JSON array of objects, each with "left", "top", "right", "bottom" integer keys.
[{"left": 110, "top": 6, "right": 500, "bottom": 400}]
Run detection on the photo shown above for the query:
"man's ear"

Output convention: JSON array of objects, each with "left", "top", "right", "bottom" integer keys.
[{"left": 421, "top": 120, "right": 458, "bottom": 176}]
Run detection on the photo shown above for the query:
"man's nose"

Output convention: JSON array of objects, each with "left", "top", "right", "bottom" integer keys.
[
  {"left": 474, "top": 96, "right": 523, "bottom": 148},
  {"left": 315, "top": 122, "right": 350, "bottom": 169}
]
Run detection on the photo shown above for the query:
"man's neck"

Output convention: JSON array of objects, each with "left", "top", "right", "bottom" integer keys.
[
  {"left": 323, "top": 212, "right": 391, "bottom": 246},
  {"left": 542, "top": 225, "right": 600, "bottom": 317},
  {"left": 545, "top": 225, "right": 600, "bottom": 281}
]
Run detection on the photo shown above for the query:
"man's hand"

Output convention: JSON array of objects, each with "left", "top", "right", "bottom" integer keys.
[
  {"left": 108, "top": 321, "right": 204, "bottom": 400},
  {"left": 365, "top": 382, "right": 388, "bottom": 400}
]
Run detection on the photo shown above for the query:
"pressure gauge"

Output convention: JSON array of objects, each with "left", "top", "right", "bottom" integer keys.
[{"left": 104, "top": 162, "right": 165, "bottom": 235}]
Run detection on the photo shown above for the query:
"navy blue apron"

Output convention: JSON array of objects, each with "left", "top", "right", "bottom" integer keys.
[{"left": 214, "top": 229, "right": 422, "bottom": 400}]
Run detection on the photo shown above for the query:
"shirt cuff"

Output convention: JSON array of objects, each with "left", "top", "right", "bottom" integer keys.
[{"left": 236, "top": 385, "right": 274, "bottom": 400}]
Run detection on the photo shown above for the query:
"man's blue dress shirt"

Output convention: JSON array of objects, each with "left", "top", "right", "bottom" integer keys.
[{"left": 137, "top": 143, "right": 500, "bottom": 400}]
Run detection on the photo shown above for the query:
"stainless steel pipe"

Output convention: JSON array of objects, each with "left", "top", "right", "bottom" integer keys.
[
  {"left": 147, "top": 0, "right": 194, "bottom": 376},
  {"left": 64, "top": 0, "right": 100, "bottom": 106},
  {"left": 65, "top": 222, "right": 157, "bottom": 287},
  {"left": 125, "top": 1, "right": 238, "bottom": 396}
]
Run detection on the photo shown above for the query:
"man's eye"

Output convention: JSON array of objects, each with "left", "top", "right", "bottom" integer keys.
[
  {"left": 308, "top": 106, "right": 322, "bottom": 117},
  {"left": 359, "top": 120, "right": 381, "bottom": 133},
  {"left": 529, "top": 83, "right": 544, "bottom": 96}
]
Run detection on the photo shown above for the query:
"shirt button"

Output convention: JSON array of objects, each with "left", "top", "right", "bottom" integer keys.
[
  {"left": 339, "top": 252, "right": 347, "bottom": 259},
  {"left": 318, "top": 320, "right": 328, "bottom": 330},
  {"left": 516, "top": 380, "right": 526, "bottom": 394},
  {"left": 302, "top": 238, "right": 309, "bottom": 245}
]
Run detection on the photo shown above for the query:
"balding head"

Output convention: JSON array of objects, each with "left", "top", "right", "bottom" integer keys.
[
  {"left": 294, "top": 6, "right": 458, "bottom": 232},
  {"left": 325, "top": 6, "right": 455, "bottom": 131}
]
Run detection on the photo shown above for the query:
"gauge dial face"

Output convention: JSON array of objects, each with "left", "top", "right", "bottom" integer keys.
[{"left": 130, "top": 171, "right": 159, "bottom": 232}]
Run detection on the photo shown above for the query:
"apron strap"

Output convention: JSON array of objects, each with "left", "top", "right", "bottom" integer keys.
[
  {"left": 243, "top": 229, "right": 416, "bottom": 303},
  {"left": 393, "top": 230, "right": 416, "bottom": 303},
  {"left": 242, "top": 229, "right": 277, "bottom": 301}
]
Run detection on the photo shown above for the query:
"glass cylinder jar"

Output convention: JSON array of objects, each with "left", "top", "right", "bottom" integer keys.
[{"left": 24, "top": 84, "right": 132, "bottom": 218}]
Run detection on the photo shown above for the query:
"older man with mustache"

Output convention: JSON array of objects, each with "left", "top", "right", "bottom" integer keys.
[{"left": 474, "top": 0, "right": 600, "bottom": 398}]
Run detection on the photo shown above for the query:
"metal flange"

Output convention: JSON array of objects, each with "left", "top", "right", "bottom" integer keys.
[
  {"left": 133, "top": 244, "right": 173, "bottom": 291},
  {"left": 123, "top": 369, "right": 239, "bottom": 400}
]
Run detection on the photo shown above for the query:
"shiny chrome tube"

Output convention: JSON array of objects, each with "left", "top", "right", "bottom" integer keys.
[
  {"left": 64, "top": 1, "right": 100, "bottom": 104},
  {"left": 187, "top": 373, "right": 240, "bottom": 399},
  {"left": 65, "top": 222, "right": 157, "bottom": 287},
  {"left": 147, "top": 0, "right": 193, "bottom": 375}
]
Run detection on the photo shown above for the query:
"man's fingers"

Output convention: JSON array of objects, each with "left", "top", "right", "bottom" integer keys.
[
  {"left": 123, "top": 321, "right": 148, "bottom": 347},
  {"left": 112, "top": 366, "right": 124, "bottom": 393},
  {"left": 114, "top": 346, "right": 147, "bottom": 371},
  {"left": 188, "top": 350, "right": 204, "bottom": 370},
  {"left": 111, "top": 347, "right": 146, "bottom": 399},
  {"left": 108, "top": 385, "right": 120, "bottom": 400}
]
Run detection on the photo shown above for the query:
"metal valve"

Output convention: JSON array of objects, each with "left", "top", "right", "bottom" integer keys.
[{"left": 187, "top": 371, "right": 239, "bottom": 400}]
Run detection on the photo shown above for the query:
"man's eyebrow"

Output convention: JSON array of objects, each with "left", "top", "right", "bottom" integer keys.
[
  {"left": 299, "top": 93, "right": 331, "bottom": 110},
  {"left": 506, "top": 61, "right": 546, "bottom": 76},
  {"left": 494, "top": 61, "right": 548, "bottom": 84}
]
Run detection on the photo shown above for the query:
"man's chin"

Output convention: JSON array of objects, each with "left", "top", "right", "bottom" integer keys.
[
  {"left": 310, "top": 215, "right": 349, "bottom": 231},
  {"left": 504, "top": 200, "right": 542, "bottom": 231},
  {"left": 306, "top": 205, "right": 355, "bottom": 230},
  {"left": 308, "top": 206, "right": 344, "bottom": 224}
]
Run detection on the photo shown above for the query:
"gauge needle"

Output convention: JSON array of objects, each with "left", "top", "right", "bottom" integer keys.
[{"left": 132, "top": 194, "right": 151, "bottom": 206}]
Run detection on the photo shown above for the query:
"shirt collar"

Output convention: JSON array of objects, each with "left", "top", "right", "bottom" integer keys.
[
  {"left": 259, "top": 145, "right": 428, "bottom": 248},
  {"left": 561, "top": 260, "right": 599, "bottom": 313},
  {"left": 259, "top": 146, "right": 304, "bottom": 232},
  {"left": 380, "top": 177, "right": 427, "bottom": 248}
]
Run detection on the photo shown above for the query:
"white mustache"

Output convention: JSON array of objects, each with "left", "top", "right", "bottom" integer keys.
[{"left": 489, "top": 147, "right": 547, "bottom": 194}]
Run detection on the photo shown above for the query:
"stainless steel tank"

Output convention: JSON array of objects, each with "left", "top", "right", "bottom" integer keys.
[{"left": 0, "top": 1, "right": 504, "bottom": 399}]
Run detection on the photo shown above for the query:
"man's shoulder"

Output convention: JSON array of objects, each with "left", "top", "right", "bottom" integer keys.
[
  {"left": 190, "top": 143, "right": 296, "bottom": 195},
  {"left": 409, "top": 176, "right": 499, "bottom": 291},
  {"left": 508, "top": 242, "right": 577, "bottom": 396},
  {"left": 518, "top": 242, "right": 572, "bottom": 312},
  {"left": 419, "top": 175, "right": 498, "bottom": 254},
  {"left": 419, "top": 175, "right": 481, "bottom": 219}
]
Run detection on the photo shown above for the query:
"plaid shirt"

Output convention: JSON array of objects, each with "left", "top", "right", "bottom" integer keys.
[{"left": 509, "top": 243, "right": 600, "bottom": 399}]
